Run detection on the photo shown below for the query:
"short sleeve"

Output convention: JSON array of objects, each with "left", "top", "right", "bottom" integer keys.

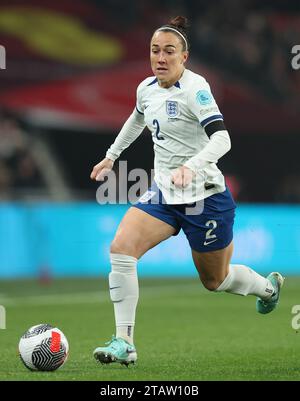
[{"left": 187, "top": 79, "right": 224, "bottom": 129}]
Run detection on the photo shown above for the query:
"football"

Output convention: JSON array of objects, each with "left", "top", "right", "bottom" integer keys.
[{"left": 18, "top": 324, "right": 69, "bottom": 371}]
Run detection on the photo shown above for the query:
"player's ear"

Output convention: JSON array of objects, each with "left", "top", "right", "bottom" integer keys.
[{"left": 182, "top": 51, "right": 189, "bottom": 64}]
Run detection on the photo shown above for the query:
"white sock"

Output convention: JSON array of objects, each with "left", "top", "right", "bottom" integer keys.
[
  {"left": 215, "top": 264, "right": 274, "bottom": 299},
  {"left": 109, "top": 253, "right": 138, "bottom": 345}
]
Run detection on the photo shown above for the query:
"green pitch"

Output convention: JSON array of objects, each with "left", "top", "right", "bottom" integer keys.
[{"left": 0, "top": 276, "right": 299, "bottom": 381}]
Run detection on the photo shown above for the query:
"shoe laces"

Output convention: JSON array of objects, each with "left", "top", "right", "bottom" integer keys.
[{"left": 105, "top": 335, "right": 117, "bottom": 346}]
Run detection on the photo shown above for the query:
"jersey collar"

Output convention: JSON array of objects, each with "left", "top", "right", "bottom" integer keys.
[{"left": 148, "top": 69, "right": 186, "bottom": 89}]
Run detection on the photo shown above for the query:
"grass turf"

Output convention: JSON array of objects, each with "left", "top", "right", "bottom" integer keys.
[{"left": 0, "top": 276, "right": 299, "bottom": 381}]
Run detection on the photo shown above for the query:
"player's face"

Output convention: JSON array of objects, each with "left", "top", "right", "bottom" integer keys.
[{"left": 150, "top": 31, "right": 188, "bottom": 88}]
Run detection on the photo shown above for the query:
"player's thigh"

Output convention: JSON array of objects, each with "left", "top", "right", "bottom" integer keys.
[
  {"left": 111, "top": 206, "right": 177, "bottom": 258},
  {"left": 191, "top": 241, "right": 234, "bottom": 289}
]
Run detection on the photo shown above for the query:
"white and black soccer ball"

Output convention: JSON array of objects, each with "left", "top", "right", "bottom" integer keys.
[{"left": 18, "top": 324, "right": 69, "bottom": 371}]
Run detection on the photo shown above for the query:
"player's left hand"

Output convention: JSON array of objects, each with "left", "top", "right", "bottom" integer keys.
[{"left": 171, "top": 166, "right": 195, "bottom": 188}]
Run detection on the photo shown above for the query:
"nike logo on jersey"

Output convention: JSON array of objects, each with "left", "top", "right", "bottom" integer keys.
[
  {"left": 109, "top": 286, "right": 121, "bottom": 290},
  {"left": 203, "top": 238, "right": 218, "bottom": 246}
]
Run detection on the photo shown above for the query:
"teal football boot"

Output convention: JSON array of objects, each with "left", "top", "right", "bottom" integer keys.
[
  {"left": 93, "top": 336, "right": 137, "bottom": 366},
  {"left": 256, "top": 272, "right": 284, "bottom": 314}
]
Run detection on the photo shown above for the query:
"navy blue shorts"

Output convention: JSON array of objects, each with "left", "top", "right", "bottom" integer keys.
[{"left": 133, "top": 182, "right": 236, "bottom": 253}]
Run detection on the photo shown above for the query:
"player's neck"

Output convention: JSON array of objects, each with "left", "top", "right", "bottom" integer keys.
[{"left": 158, "top": 68, "right": 185, "bottom": 88}]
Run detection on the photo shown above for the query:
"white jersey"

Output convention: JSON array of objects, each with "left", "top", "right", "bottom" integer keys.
[
  {"left": 135, "top": 68, "right": 226, "bottom": 204},
  {"left": 106, "top": 68, "right": 229, "bottom": 204}
]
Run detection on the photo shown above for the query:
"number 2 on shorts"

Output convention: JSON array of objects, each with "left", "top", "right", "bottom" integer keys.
[{"left": 204, "top": 220, "right": 218, "bottom": 246}]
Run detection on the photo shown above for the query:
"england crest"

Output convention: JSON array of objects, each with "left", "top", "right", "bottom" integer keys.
[{"left": 166, "top": 100, "right": 179, "bottom": 117}]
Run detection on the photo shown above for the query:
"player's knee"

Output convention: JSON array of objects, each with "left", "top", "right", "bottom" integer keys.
[
  {"left": 110, "top": 238, "right": 122, "bottom": 254},
  {"left": 110, "top": 237, "right": 139, "bottom": 257},
  {"left": 201, "top": 277, "right": 222, "bottom": 291},
  {"left": 110, "top": 238, "right": 128, "bottom": 254}
]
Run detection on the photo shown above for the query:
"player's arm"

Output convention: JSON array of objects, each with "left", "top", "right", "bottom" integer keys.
[
  {"left": 172, "top": 125, "right": 230, "bottom": 188},
  {"left": 90, "top": 108, "right": 146, "bottom": 181},
  {"left": 91, "top": 79, "right": 147, "bottom": 181},
  {"left": 172, "top": 82, "right": 231, "bottom": 188},
  {"left": 184, "top": 82, "right": 231, "bottom": 173},
  {"left": 183, "top": 122, "right": 231, "bottom": 173}
]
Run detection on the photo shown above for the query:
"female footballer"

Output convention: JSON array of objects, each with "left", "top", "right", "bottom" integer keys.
[{"left": 90, "top": 16, "right": 284, "bottom": 366}]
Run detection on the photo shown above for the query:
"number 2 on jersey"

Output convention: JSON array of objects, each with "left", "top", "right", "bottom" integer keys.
[{"left": 152, "top": 119, "right": 164, "bottom": 140}]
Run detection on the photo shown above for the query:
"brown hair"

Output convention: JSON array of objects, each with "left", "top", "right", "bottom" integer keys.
[{"left": 156, "top": 16, "right": 189, "bottom": 51}]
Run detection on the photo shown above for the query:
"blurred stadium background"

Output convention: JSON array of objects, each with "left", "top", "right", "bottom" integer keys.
[
  {"left": 0, "top": 0, "right": 299, "bottom": 279},
  {"left": 1, "top": 0, "right": 300, "bottom": 382}
]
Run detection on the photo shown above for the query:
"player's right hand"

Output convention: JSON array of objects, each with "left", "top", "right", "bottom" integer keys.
[{"left": 90, "top": 158, "right": 114, "bottom": 181}]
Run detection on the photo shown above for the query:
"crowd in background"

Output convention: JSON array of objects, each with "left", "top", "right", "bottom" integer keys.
[
  {"left": 0, "top": 114, "right": 44, "bottom": 200},
  {"left": 0, "top": 0, "right": 299, "bottom": 202},
  {"left": 188, "top": 0, "right": 300, "bottom": 107},
  {"left": 95, "top": 0, "right": 300, "bottom": 107}
]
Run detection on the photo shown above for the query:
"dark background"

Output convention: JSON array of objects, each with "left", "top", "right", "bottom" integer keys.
[{"left": 0, "top": 0, "right": 299, "bottom": 203}]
